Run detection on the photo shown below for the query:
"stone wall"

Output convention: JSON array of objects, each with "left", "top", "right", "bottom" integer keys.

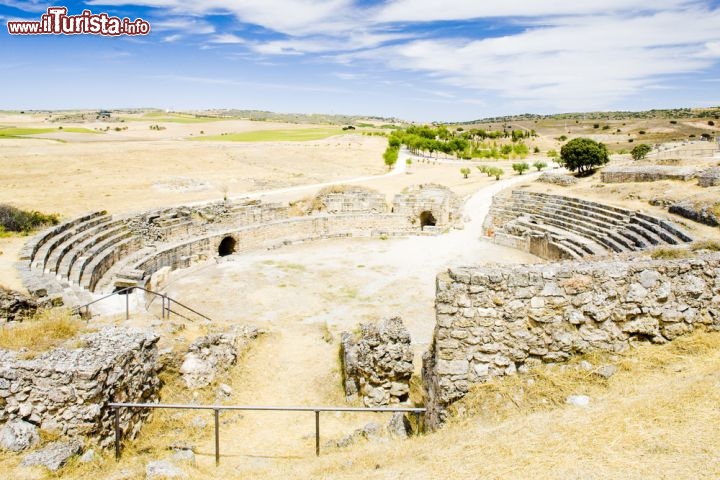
[
  {"left": 340, "top": 317, "right": 414, "bottom": 407},
  {"left": 310, "top": 186, "right": 387, "bottom": 214},
  {"left": 422, "top": 253, "right": 720, "bottom": 429},
  {"left": 133, "top": 213, "right": 412, "bottom": 286},
  {"left": 0, "top": 327, "right": 160, "bottom": 447},
  {"left": 601, "top": 166, "right": 697, "bottom": 183}
]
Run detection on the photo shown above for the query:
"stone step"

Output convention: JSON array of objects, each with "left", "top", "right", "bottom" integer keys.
[
  {"left": 69, "top": 230, "right": 134, "bottom": 286},
  {"left": 32, "top": 214, "right": 111, "bottom": 271},
  {"left": 513, "top": 217, "right": 608, "bottom": 257},
  {"left": 57, "top": 223, "right": 127, "bottom": 280},
  {"left": 513, "top": 191, "right": 628, "bottom": 224},
  {"left": 24, "top": 211, "right": 106, "bottom": 265},
  {"left": 82, "top": 236, "right": 144, "bottom": 292},
  {"left": 46, "top": 218, "right": 124, "bottom": 275},
  {"left": 94, "top": 246, "right": 157, "bottom": 293}
]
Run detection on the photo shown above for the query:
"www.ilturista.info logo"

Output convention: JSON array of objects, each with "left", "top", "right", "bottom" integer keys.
[{"left": 7, "top": 7, "right": 150, "bottom": 36}]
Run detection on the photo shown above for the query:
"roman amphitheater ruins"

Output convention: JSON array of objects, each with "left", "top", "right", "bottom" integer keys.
[{"left": 1, "top": 117, "right": 719, "bottom": 476}]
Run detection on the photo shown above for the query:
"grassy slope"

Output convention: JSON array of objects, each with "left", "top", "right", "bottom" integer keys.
[{"left": 0, "top": 127, "right": 101, "bottom": 138}]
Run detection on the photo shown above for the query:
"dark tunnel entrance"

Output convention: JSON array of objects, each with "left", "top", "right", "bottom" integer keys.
[
  {"left": 218, "top": 236, "right": 237, "bottom": 257},
  {"left": 419, "top": 211, "right": 437, "bottom": 230}
]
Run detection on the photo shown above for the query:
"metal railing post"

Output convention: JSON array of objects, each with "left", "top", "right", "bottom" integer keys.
[
  {"left": 167, "top": 298, "right": 171, "bottom": 318},
  {"left": 161, "top": 295, "right": 166, "bottom": 319},
  {"left": 315, "top": 410, "right": 320, "bottom": 456},
  {"left": 125, "top": 290, "right": 129, "bottom": 320},
  {"left": 414, "top": 411, "right": 421, "bottom": 436},
  {"left": 214, "top": 409, "right": 220, "bottom": 466},
  {"left": 114, "top": 407, "right": 121, "bottom": 461}
]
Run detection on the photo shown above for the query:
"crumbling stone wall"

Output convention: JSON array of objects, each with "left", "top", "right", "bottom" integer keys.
[
  {"left": 423, "top": 253, "right": 720, "bottom": 429},
  {"left": 340, "top": 317, "right": 414, "bottom": 406},
  {"left": 392, "top": 184, "right": 462, "bottom": 229},
  {"left": 180, "top": 326, "right": 259, "bottom": 389},
  {"left": 600, "top": 166, "right": 697, "bottom": 183},
  {"left": 309, "top": 186, "right": 387, "bottom": 214},
  {"left": 0, "top": 327, "right": 160, "bottom": 447}
]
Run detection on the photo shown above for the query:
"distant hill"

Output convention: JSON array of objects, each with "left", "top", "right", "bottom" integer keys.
[{"left": 462, "top": 106, "right": 720, "bottom": 125}]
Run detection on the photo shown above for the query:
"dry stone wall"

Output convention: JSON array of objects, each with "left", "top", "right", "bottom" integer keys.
[
  {"left": 601, "top": 166, "right": 697, "bottom": 183},
  {"left": 341, "top": 317, "right": 414, "bottom": 406},
  {"left": 423, "top": 253, "right": 720, "bottom": 429},
  {"left": 0, "top": 327, "right": 160, "bottom": 447}
]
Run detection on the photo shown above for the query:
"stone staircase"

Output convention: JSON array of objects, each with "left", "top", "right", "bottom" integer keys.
[
  {"left": 18, "top": 211, "right": 145, "bottom": 305},
  {"left": 489, "top": 191, "right": 692, "bottom": 259}
]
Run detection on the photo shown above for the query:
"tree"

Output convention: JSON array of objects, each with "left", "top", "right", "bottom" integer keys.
[
  {"left": 488, "top": 166, "right": 504, "bottom": 180},
  {"left": 460, "top": 167, "right": 471, "bottom": 179},
  {"left": 559, "top": 137, "right": 609, "bottom": 175},
  {"left": 630, "top": 143, "right": 652, "bottom": 161},
  {"left": 383, "top": 146, "right": 399, "bottom": 170},
  {"left": 512, "top": 162, "right": 530, "bottom": 175},
  {"left": 533, "top": 160, "right": 547, "bottom": 171}
]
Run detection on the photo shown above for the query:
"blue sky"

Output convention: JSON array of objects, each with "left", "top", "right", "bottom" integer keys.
[{"left": 2, "top": 0, "right": 720, "bottom": 122}]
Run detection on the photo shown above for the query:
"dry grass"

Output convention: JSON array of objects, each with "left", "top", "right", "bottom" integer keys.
[
  {"left": 650, "top": 246, "right": 693, "bottom": 259},
  {"left": 0, "top": 308, "right": 85, "bottom": 355},
  {"left": 691, "top": 239, "right": 720, "bottom": 252}
]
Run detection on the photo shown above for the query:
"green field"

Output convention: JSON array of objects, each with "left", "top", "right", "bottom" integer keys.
[
  {"left": 191, "top": 128, "right": 347, "bottom": 142},
  {"left": 0, "top": 127, "right": 101, "bottom": 138}
]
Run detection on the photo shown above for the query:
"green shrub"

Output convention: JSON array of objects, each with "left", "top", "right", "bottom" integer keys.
[
  {"left": 0, "top": 204, "right": 60, "bottom": 233},
  {"left": 533, "top": 160, "right": 547, "bottom": 171},
  {"left": 512, "top": 162, "right": 530, "bottom": 175}
]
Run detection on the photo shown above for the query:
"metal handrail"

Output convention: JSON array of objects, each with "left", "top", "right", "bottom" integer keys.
[
  {"left": 72, "top": 286, "right": 213, "bottom": 322},
  {"left": 109, "top": 402, "right": 426, "bottom": 464}
]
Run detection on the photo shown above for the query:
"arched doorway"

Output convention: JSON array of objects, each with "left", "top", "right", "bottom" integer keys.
[
  {"left": 419, "top": 211, "right": 437, "bottom": 230},
  {"left": 218, "top": 236, "right": 237, "bottom": 257}
]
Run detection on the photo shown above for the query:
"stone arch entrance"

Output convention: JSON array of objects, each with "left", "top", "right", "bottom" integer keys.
[
  {"left": 218, "top": 236, "right": 237, "bottom": 257},
  {"left": 419, "top": 211, "right": 437, "bottom": 230}
]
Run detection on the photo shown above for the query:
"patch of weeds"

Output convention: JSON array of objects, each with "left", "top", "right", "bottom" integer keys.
[{"left": 650, "top": 247, "right": 692, "bottom": 260}]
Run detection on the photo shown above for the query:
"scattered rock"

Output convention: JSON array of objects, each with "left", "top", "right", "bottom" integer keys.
[
  {"left": 180, "top": 326, "right": 259, "bottom": 389},
  {"left": 218, "top": 383, "right": 233, "bottom": 397},
  {"left": 172, "top": 449, "right": 196, "bottom": 465},
  {"left": 0, "top": 420, "right": 39, "bottom": 452},
  {"left": 566, "top": 395, "right": 591, "bottom": 408},
  {"left": 79, "top": 449, "right": 95, "bottom": 463},
  {"left": 0, "top": 287, "right": 39, "bottom": 322},
  {"left": 386, "top": 412, "right": 411, "bottom": 438},
  {"left": 596, "top": 365, "right": 618, "bottom": 379},
  {"left": 21, "top": 439, "right": 83, "bottom": 471},
  {"left": 146, "top": 460, "right": 188, "bottom": 479}
]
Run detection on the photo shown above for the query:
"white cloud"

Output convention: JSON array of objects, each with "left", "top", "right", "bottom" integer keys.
[
  {"left": 210, "top": 33, "right": 245, "bottom": 44},
  {"left": 82, "top": 0, "right": 720, "bottom": 114},
  {"left": 373, "top": 0, "right": 697, "bottom": 22},
  {"left": 0, "top": 0, "right": 51, "bottom": 13},
  {"left": 163, "top": 34, "right": 182, "bottom": 42},
  {"left": 349, "top": 6, "right": 720, "bottom": 111}
]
